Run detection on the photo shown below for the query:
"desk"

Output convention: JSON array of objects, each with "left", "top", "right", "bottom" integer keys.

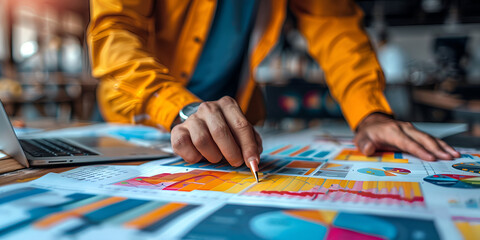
[
  {"left": 0, "top": 159, "right": 149, "bottom": 187},
  {"left": 0, "top": 121, "right": 477, "bottom": 240},
  {"left": 0, "top": 120, "right": 155, "bottom": 185}
]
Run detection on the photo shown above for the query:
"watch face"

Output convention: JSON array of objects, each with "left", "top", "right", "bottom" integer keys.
[{"left": 180, "top": 102, "right": 202, "bottom": 122}]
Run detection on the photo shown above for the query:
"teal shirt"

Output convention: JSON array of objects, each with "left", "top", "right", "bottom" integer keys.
[{"left": 187, "top": 0, "right": 258, "bottom": 101}]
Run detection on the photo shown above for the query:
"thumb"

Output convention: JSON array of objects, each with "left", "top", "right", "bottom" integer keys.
[{"left": 356, "top": 135, "right": 376, "bottom": 156}]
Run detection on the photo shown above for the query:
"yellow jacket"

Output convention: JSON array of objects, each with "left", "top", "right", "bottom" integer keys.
[{"left": 88, "top": 0, "right": 392, "bottom": 132}]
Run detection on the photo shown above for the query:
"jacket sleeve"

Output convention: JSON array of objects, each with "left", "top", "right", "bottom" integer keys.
[
  {"left": 87, "top": 0, "right": 200, "bottom": 131},
  {"left": 290, "top": 0, "right": 393, "bottom": 130}
]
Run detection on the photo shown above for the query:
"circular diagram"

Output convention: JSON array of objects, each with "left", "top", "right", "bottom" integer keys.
[
  {"left": 452, "top": 162, "right": 480, "bottom": 174},
  {"left": 423, "top": 174, "right": 480, "bottom": 189}
]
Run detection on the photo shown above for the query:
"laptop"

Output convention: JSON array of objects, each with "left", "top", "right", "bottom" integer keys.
[{"left": 0, "top": 101, "right": 171, "bottom": 167}]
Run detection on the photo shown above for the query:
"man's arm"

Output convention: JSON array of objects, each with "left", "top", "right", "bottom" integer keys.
[
  {"left": 88, "top": 0, "right": 200, "bottom": 131},
  {"left": 88, "top": 0, "right": 262, "bottom": 168},
  {"left": 290, "top": 0, "right": 459, "bottom": 160}
]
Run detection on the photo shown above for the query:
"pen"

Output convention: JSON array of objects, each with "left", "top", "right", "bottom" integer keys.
[{"left": 248, "top": 158, "right": 260, "bottom": 183}]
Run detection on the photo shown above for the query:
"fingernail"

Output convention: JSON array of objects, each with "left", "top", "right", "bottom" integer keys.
[
  {"left": 441, "top": 152, "right": 452, "bottom": 159},
  {"left": 247, "top": 157, "right": 259, "bottom": 172},
  {"left": 454, "top": 151, "right": 461, "bottom": 157}
]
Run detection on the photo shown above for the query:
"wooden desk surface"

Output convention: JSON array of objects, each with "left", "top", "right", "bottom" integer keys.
[
  {"left": 0, "top": 159, "right": 150, "bottom": 187},
  {"left": 0, "top": 120, "right": 154, "bottom": 187}
]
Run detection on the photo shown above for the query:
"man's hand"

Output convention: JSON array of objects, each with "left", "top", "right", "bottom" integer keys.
[
  {"left": 354, "top": 113, "right": 460, "bottom": 161},
  {"left": 171, "top": 96, "right": 262, "bottom": 168}
]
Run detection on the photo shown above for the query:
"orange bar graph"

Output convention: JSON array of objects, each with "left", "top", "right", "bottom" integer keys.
[
  {"left": 334, "top": 149, "right": 408, "bottom": 163},
  {"left": 35, "top": 196, "right": 126, "bottom": 228},
  {"left": 453, "top": 217, "right": 480, "bottom": 240},
  {"left": 115, "top": 170, "right": 255, "bottom": 194},
  {"left": 124, "top": 203, "right": 187, "bottom": 229},
  {"left": 270, "top": 145, "right": 292, "bottom": 155},
  {"left": 243, "top": 175, "right": 425, "bottom": 206},
  {"left": 290, "top": 146, "right": 310, "bottom": 156}
]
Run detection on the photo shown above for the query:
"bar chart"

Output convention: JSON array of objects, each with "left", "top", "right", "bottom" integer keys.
[
  {"left": 334, "top": 149, "right": 409, "bottom": 163},
  {"left": 264, "top": 145, "right": 332, "bottom": 159},
  {"left": 114, "top": 170, "right": 257, "bottom": 194},
  {"left": 242, "top": 175, "right": 425, "bottom": 207},
  {"left": 452, "top": 216, "right": 480, "bottom": 240},
  {"left": 163, "top": 157, "right": 291, "bottom": 174},
  {"left": 0, "top": 187, "right": 197, "bottom": 239}
]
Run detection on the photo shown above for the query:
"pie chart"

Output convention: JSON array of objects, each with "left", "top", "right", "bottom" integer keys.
[
  {"left": 452, "top": 162, "right": 480, "bottom": 174},
  {"left": 424, "top": 174, "right": 480, "bottom": 189},
  {"left": 249, "top": 210, "right": 397, "bottom": 239}
]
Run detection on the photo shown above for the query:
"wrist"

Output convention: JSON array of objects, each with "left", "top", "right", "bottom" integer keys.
[
  {"left": 170, "top": 114, "right": 182, "bottom": 131},
  {"left": 356, "top": 112, "right": 394, "bottom": 132}
]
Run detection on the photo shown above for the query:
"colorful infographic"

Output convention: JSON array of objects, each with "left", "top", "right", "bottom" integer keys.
[
  {"left": 358, "top": 167, "right": 411, "bottom": 177},
  {"left": 163, "top": 157, "right": 290, "bottom": 174},
  {"left": 276, "top": 161, "right": 323, "bottom": 176},
  {"left": 114, "top": 170, "right": 256, "bottom": 194},
  {"left": 0, "top": 187, "right": 197, "bottom": 239},
  {"left": 311, "top": 163, "right": 352, "bottom": 178},
  {"left": 183, "top": 204, "right": 440, "bottom": 240},
  {"left": 242, "top": 175, "right": 425, "bottom": 207},
  {"left": 452, "top": 162, "right": 480, "bottom": 174},
  {"left": 460, "top": 154, "right": 480, "bottom": 159},
  {"left": 424, "top": 174, "right": 480, "bottom": 189},
  {"left": 264, "top": 145, "right": 331, "bottom": 159},
  {"left": 452, "top": 216, "right": 480, "bottom": 240},
  {"left": 448, "top": 197, "right": 480, "bottom": 209},
  {"left": 335, "top": 149, "right": 408, "bottom": 163}
]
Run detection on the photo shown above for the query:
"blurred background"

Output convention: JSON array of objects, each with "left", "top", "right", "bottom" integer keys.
[{"left": 1, "top": 0, "right": 480, "bottom": 133}]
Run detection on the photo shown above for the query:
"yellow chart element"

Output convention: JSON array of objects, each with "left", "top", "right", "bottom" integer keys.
[
  {"left": 334, "top": 149, "right": 408, "bottom": 163},
  {"left": 124, "top": 203, "right": 187, "bottom": 229},
  {"left": 243, "top": 175, "right": 424, "bottom": 205},
  {"left": 117, "top": 170, "right": 256, "bottom": 194},
  {"left": 284, "top": 209, "right": 336, "bottom": 225},
  {"left": 35, "top": 196, "right": 125, "bottom": 228},
  {"left": 455, "top": 220, "right": 480, "bottom": 240}
]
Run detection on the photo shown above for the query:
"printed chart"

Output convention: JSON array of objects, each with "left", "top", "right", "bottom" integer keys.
[
  {"left": 460, "top": 154, "right": 480, "bottom": 159},
  {"left": 452, "top": 216, "right": 480, "bottom": 240},
  {"left": 264, "top": 145, "right": 331, "bottom": 159},
  {"left": 162, "top": 157, "right": 350, "bottom": 178},
  {"left": 335, "top": 149, "right": 408, "bottom": 163},
  {"left": 0, "top": 187, "right": 197, "bottom": 239},
  {"left": 242, "top": 175, "right": 425, "bottom": 207},
  {"left": 452, "top": 162, "right": 480, "bottom": 174},
  {"left": 114, "top": 170, "right": 256, "bottom": 194},
  {"left": 275, "top": 161, "right": 323, "bottom": 176},
  {"left": 163, "top": 157, "right": 291, "bottom": 174},
  {"left": 448, "top": 197, "right": 480, "bottom": 209},
  {"left": 183, "top": 204, "right": 440, "bottom": 240},
  {"left": 311, "top": 163, "right": 352, "bottom": 178},
  {"left": 423, "top": 174, "right": 480, "bottom": 189},
  {"left": 358, "top": 167, "right": 411, "bottom": 177}
]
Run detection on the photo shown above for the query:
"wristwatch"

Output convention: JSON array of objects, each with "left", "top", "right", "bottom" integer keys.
[{"left": 179, "top": 102, "right": 202, "bottom": 122}]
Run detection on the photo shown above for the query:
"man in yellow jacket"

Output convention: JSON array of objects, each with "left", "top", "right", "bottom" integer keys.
[{"left": 88, "top": 0, "right": 460, "bottom": 170}]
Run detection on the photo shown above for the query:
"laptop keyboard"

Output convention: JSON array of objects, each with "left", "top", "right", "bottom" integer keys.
[{"left": 19, "top": 138, "right": 98, "bottom": 158}]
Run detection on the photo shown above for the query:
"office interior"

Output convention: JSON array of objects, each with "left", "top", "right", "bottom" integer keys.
[{"left": 1, "top": 0, "right": 480, "bottom": 135}]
